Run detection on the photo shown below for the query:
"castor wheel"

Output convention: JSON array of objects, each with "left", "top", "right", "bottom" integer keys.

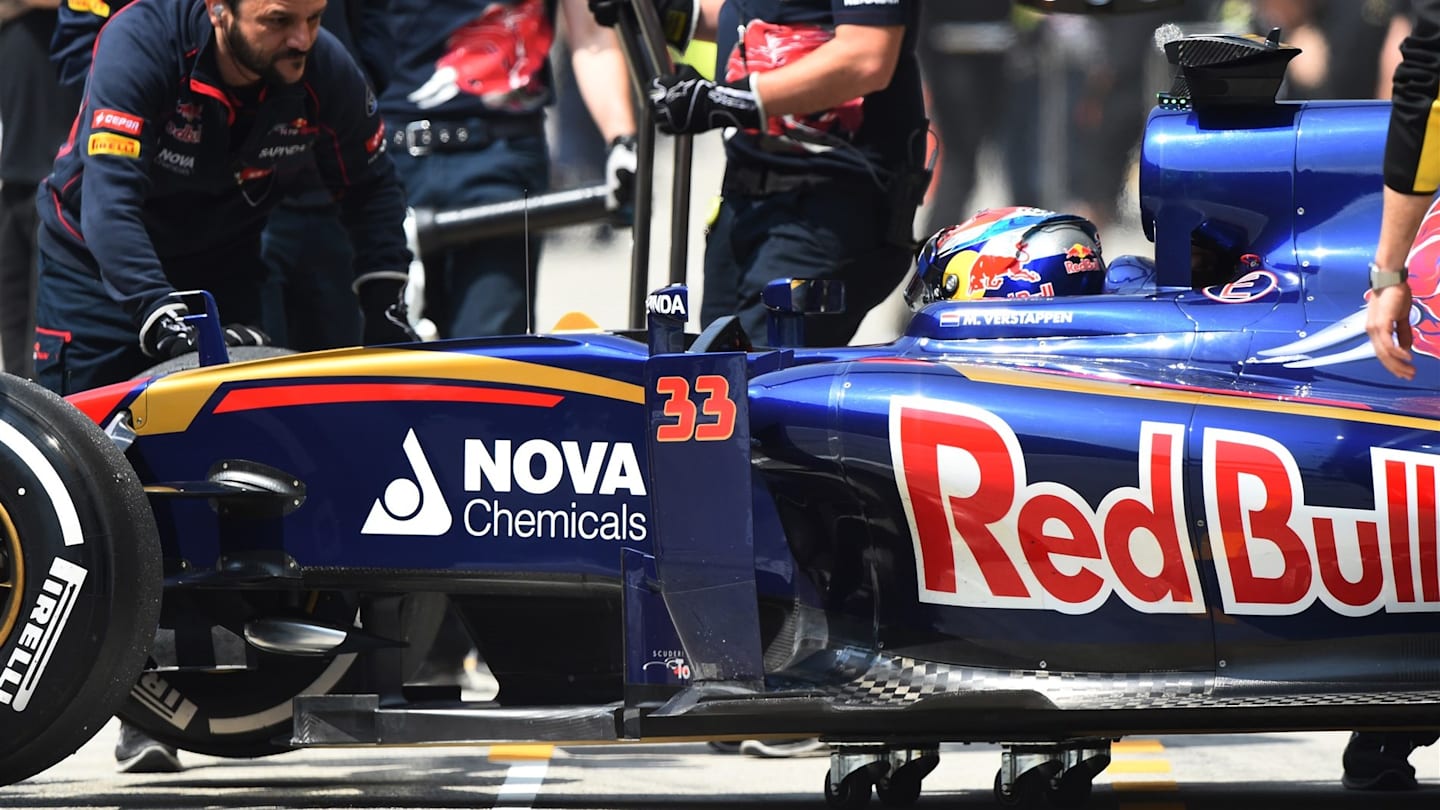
[
  {"left": 1046, "top": 772, "right": 1094, "bottom": 809},
  {"left": 824, "top": 767, "right": 874, "bottom": 809},
  {"left": 875, "top": 773, "right": 922, "bottom": 807},
  {"left": 876, "top": 752, "right": 936, "bottom": 807},
  {"left": 994, "top": 765, "right": 1094, "bottom": 810},
  {"left": 993, "top": 766, "right": 1060, "bottom": 809}
]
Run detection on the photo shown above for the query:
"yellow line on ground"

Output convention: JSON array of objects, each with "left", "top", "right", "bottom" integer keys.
[
  {"left": 488, "top": 744, "right": 555, "bottom": 762},
  {"left": 1113, "top": 739, "right": 1166, "bottom": 754},
  {"left": 1110, "top": 760, "right": 1175, "bottom": 774}
]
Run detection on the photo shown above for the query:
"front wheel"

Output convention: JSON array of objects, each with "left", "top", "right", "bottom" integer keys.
[{"left": 0, "top": 374, "right": 161, "bottom": 785}]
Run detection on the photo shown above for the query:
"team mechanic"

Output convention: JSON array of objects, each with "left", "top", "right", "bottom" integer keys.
[
  {"left": 1352, "top": 0, "right": 1440, "bottom": 790},
  {"left": 33, "top": 0, "right": 413, "bottom": 395},
  {"left": 594, "top": 0, "right": 928, "bottom": 347},
  {"left": 381, "top": 0, "right": 637, "bottom": 339}
]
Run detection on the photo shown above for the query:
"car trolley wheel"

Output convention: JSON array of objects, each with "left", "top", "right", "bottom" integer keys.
[
  {"left": 117, "top": 591, "right": 362, "bottom": 758},
  {"left": 824, "top": 767, "right": 874, "bottom": 810},
  {"left": 875, "top": 774, "right": 922, "bottom": 808},
  {"left": 1047, "top": 771, "right": 1094, "bottom": 809},
  {"left": 0, "top": 374, "right": 162, "bottom": 786}
]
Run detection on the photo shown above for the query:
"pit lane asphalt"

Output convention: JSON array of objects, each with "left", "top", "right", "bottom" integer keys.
[{"left": 5, "top": 720, "right": 1440, "bottom": 809}]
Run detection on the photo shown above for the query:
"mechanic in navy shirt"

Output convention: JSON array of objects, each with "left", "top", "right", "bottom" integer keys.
[
  {"left": 33, "top": 0, "right": 412, "bottom": 395},
  {"left": 50, "top": 0, "right": 395, "bottom": 356},
  {"left": 598, "top": 0, "right": 927, "bottom": 347},
  {"left": 381, "top": 0, "right": 636, "bottom": 339}
]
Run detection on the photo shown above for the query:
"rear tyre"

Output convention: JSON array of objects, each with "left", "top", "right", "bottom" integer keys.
[
  {"left": 117, "top": 591, "right": 361, "bottom": 758},
  {"left": 0, "top": 374, "right": 161, "bottom": 785}
]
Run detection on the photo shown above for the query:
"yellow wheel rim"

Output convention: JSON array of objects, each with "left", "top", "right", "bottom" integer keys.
[{"left": 0, "top": 500, "right": 23, "bottom": 646}]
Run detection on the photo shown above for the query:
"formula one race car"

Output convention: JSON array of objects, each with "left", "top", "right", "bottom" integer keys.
[{"left": 5, "top": 8, "right": 1440, "bottom": 810}]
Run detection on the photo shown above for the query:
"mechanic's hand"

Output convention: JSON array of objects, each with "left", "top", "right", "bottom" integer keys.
[
  {"left": 139, "top": 301, "right": 198, "bottom": 359},
  {"left": 1366, "top": 282, "right": 1416, "bottom": 381},
  {"left": 605, "top": 134, "right": 637, "bottom": 215},
  {"left": 357, "top": 276, "right": 421, "bottom": 345},
  {"left": 650, "top": 66, "right": 764, "bottom": 135},
  {"left": 589, "top": 0, "right": 697, "bottom": 49},
  {"left": 222, "top": 323, "right": 272, "bottom": 348}
]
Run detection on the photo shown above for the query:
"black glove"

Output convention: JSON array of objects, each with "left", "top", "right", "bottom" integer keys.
[
  {"left": 650, "top": 65, "right": 764, "bottom": 135},
  {"left": 223, "top": 323, "right": 272, "bottom": 348},
  {"left": 589, "top": 0, "right": 698, "bottom": 49},
  {"left": 605, "top": 134, "right": 638, "bottom": 213},
  {"left": 139, "top": 301, "right": 198, "bottom": 359},
  {"left": 357, "top": 276, "right": 420, "bottom": 345}
]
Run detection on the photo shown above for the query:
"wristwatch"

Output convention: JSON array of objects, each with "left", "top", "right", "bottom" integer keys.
[{"left": 1369, "top": 262, "right": 1408, "bottom": 291}]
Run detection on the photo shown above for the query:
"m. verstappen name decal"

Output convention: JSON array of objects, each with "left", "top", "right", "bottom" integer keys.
[
  {"left": 1, "top": 558, "right": 88, "bottom": 711},
  {"left": 891, "top": 398, "right": 1440, "bottom": 617},
  {"left": 362, "top": 431, "right": 647, "bottom": 541},
  {"left": 946, "top": 311, "right": 1076, "bottom": 328}
]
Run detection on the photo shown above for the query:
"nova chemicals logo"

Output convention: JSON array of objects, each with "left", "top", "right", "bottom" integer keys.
[{"left": 362, "top": 429, "right": 452, "bottom": 536}]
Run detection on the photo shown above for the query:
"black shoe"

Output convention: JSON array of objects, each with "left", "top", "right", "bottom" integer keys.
[
  {"left": 1341, "top": 732, "right": 1418, "bottom": 791},
  {"left": 114, "top": 723, "right": 182, "bottom": 774}
]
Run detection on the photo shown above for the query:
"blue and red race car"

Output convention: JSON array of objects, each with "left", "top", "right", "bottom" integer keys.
[{"left": 3, "top": 11, "right": 1440, "bottom": 810}]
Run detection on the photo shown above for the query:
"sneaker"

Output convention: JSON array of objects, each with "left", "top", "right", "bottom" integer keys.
[
  {"left": 738, "top": 738, "right": 829, "bottom": 758},
  {"left": 1341, "top": 732, "right": 1417, "bottom": 791},
  {"left": 114, "top": 723, "right": 182, "bottom": 774}
]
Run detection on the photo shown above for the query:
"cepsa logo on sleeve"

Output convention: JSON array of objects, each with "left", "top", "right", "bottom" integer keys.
[
  {"left": 87, "top": 132, "right": 141, "bottom": 159},
  {"left": 91, "top": 109, "right": 142, "bottom": 136}
]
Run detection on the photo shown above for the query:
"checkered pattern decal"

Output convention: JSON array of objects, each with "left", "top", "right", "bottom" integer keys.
[{"left": 832, "top": 656, "right": 1440, "bottom": 710}]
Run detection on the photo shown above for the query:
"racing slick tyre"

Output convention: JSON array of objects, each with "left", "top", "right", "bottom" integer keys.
[
  {"left": 116, "top": 591, "right": 361, "bottom": 758},
  {"left": 0, "top": 373, "right": 162, "bottom": 786}
]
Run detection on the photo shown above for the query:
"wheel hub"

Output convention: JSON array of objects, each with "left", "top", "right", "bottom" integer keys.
[{"left": 0, "top": 501, "right": 24, "bottom": 646}]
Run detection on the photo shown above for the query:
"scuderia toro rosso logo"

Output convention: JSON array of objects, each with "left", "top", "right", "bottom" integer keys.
[
  {"left": 363, "top": 429, "right": 648, "bottom": 541},
  {"left": 890, "top": 398, "right": 1440, "bottom": 618}
]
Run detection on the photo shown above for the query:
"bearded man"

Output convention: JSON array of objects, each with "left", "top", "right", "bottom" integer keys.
[{"left": 34, "top": 0, "right": 413, "bottom": 394}]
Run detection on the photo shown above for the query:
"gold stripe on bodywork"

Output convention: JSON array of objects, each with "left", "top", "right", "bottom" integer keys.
[
  {"left": 953, "top": 365, "right": 1440, "bottom": 432},
  {"left": 130, "top": 347, "right": 644, "bottom": 436}
]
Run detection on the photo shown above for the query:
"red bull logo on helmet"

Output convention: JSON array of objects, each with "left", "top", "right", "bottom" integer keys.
[{"left": 1065, "top": 243, "right": 1101, "bottom": 274}]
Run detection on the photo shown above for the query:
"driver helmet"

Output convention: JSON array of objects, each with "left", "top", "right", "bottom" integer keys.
[{"left": 908, "top": 206, "right": 1107, "bottom": 306}]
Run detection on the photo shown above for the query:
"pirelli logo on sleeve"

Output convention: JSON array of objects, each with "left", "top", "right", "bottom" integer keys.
[
  {"left": 92, "top": 109, "right": 143, "bottom": 136},
  {"left": 87, "top": 132, "right": 141, "bottom": 159},
  {"left": 67, "top": 0, "right": 111, "bottom": 17}
]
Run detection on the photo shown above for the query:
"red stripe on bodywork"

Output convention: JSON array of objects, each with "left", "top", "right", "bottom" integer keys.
[
  {"left": 212, "top": 383, "right": 564, "bottom": 414},
  {"left": 66, "top": 379, "right": 142, "bottom": 426}
]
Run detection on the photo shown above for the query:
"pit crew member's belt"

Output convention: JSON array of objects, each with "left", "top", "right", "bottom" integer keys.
[
  {"left": 391, "top": 116, "right": 544, "bottom": 157},
  {"left": 722, "top": 165, "right": 861, "bottom": 197}
]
